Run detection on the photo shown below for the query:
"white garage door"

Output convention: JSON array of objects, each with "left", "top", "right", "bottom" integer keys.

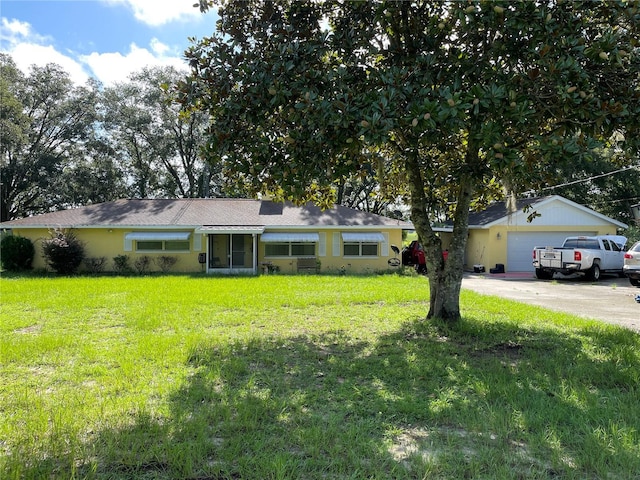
[{"left": 506, "top": 231, "right": 595, "bottom": 272}]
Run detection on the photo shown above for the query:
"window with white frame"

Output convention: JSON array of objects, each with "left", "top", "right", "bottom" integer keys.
[
  {"left": 136, "top": 240, "right": 190, "bottom": 252},
  {"left": 343, "top": 242, "right": 378, "bottom": 256},
  {"left": 125, "top": 232, "right": 191, "bottom": 252},
  {"left": 261, "top": 233, "right": 319, "bottom": 257},
  {"left": 265, "top": 242, "right": 316, "bottom": 257},
  {"left": 341, "top": 232, "right": 385, "bottom": 257}
]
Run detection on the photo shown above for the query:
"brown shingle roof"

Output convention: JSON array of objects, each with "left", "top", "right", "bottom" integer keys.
[
  {"left": 467, "top": 196, "right": 546, "bottom": 226},
  {"left": 1, "top": 199, "right": 410, "bottom": 229}
]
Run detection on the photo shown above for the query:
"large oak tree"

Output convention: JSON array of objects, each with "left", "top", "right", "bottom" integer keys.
[
  {"left": 183, "top": 0, "right": 639, "bottom": 322},
  {"left": 102, "top": 66, "right": 218, "bottom": 199},
  {"left": 0, "top": 55, "right": 104, "bottom": 221}
]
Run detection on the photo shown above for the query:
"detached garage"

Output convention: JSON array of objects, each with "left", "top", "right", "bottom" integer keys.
[{"left": 462, "top": 195, "right": 627, "bottom": 273}]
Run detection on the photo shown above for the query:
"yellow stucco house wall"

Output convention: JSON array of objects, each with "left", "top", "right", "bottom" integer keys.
[
  {"left": 5, "top": 195, "right": 625, "bottom": 275},
  {"left": 1, "top": 199, "right": 409, "bottom": 275},
  {"left": 6, "top": 227, "right": 207, "bottom": 273}
]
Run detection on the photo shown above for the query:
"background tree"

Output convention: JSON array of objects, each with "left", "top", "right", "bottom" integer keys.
[
  {"left": 0, "top": 56, "right": 29, "bottom": 203},
  {"left": 0, "top": 55, "right": 102, "bottom": 221},
  {"left": 183, "top": 0, "right": 639, "bottom": 322},
  {"left": 58, "top": 138, "right": 131, "bottom": 206},
  {"left": 102, "top": 66, "right": 218, "bottom": 199},
  {"left": 533, "top": 146, "right": 640, "bottom": 225},
  {"left": 336, "top": 148, "right": 407, "bottom": 217}
]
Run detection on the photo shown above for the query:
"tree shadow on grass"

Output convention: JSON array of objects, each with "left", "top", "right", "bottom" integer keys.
[{"left": 15, "top": 317, "right": 640, "bottom": 479}]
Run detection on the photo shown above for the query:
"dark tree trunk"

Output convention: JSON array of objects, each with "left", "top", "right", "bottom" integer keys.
[
  {"left": 405, "top": 147, "right": 476, "bottom": 324},
  {"left": 426, "top": 175, "right": 473, "bottom": 322}
]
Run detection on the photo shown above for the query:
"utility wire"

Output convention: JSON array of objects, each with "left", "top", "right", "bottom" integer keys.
[{"left": 540, "top": 164, "right": 640, "bottom": 191}]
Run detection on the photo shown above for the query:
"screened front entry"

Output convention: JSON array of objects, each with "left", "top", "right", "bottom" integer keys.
[{"left": 208, "top": 234, "right": 255, "bottom": 271}]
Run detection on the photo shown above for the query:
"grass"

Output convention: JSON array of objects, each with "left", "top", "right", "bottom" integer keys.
[{"left": 1, "top": 273, "right": 639, "bottom": 479}]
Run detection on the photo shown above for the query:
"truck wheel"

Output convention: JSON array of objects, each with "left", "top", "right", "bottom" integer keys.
[
  {"left": 587, "top": 264, "right": 601, "bottom": 281},
  {"left": 630, "top": 278, "right": 640, "bottom": 287},
  {"left": 535, "top": 268, "right": 553, "bottom": 280}
]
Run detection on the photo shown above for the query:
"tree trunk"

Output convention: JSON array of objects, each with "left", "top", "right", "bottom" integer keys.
[
  {"left": 426, "top": 175, "right": 473, "bottom": 322},
  {"left": 405, "top": 151, "right": 476, "bottom": 324}
]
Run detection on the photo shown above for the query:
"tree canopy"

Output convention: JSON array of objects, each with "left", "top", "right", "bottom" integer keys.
[
  {"left": 102, "top": 67, "right": 218, "bottom": 199},
  {"left": 0, "top": 56, "right": 225, "bottom": 222},
  {"left": 0, "top": 54, "right": 101, "bottom": 221},
  {"left": 183, "top": 0, "right": 640, "bottom": 322}
]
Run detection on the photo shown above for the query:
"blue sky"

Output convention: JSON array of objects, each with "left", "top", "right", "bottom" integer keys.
[{"left": 0, "top": 0, "right": 219, "bottom": 85}]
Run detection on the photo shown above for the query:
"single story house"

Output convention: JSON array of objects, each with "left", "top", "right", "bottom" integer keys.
[
  {"left": 445, "top": 195, "right": 628, "bottom": 272},
  {"left": 0, "top": 198, "right": 411, "bottom": 274}
]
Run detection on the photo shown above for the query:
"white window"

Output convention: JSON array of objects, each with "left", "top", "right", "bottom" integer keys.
[
  {"left": 341, "top": 232, "right": 385, "bottom": 257},
  {"left": 261, "top": 233, "right": 319, "bottom": 257},
  {"left": 135, "top": 240, "right": 190, "bottom": 252},
  {"left": 125, "top": 232, "right": 191, "bottom": 252},
  {"left": 343, "top": 242, "right": 378, "bottom": 257},
  {"left": 265, "top": 242, "right": 316, "bottom": 257}
]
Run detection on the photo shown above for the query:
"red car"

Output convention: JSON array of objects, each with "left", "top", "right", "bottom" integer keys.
[
  {"left": 401, "top": 240, "right": 427, "bottom": 274},
  {"left": 401, "top": 241, "right": 449, "bottom": 274}
]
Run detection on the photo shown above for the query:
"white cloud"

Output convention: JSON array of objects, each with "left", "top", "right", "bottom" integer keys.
[
  {"left": 1, "top": 17, "right": 90, "bottom": 84},
  {"left": 1, "top": 17, "right": 52, "bottom": 49},
  {"left": 150, "top": 38, "right": 170, "bottom": 56},
  {"left": 10, "top": 43, "right": 91, "bottom": 85},
  {"left": 81, "top": 43, "right": 188, "bottom": 85},
  {"left": 1, "top": 14, "right": 189, "bottom": 86},
  {"left": 0, "top": 0, "right": 218, "bottom": 86},
  {"left": 103, "top": 0, "right": 204, "bottom": 26},
  {"left": 1, "top": 17, "right": 32, "bottom": 38}
]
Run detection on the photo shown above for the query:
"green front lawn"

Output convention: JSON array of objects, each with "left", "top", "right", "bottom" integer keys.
[{"left": 1, "top": 274, "right": 638, "bottom": 479}]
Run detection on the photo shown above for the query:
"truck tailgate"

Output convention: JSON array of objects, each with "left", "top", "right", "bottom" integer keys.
[{"left": 539, "top": 250, "right": 563, "bottom": 268}]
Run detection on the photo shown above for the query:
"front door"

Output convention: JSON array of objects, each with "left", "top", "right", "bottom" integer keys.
[{"left": 208, "top": 234, "right": 255, "bottom": 272}]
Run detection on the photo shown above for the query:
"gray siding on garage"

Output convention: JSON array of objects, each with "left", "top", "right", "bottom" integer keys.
[{"left": 506, "top": 231, "right": 595, "bottom": 272}]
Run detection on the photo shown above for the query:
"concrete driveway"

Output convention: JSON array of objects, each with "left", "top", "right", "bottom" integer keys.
[{"left": 462, "top": 272, "right": 640, "bottom": 332}]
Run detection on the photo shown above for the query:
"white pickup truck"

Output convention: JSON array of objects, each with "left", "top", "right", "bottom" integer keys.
[{"left": 532, "top": 235, "right": 627, "bottom": 280}]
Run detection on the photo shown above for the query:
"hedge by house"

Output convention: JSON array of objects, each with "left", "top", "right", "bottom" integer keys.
[{"left": 0, "top": 235, "right": 35, "bottom": 271}]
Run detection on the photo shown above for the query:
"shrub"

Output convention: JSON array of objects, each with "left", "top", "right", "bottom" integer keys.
[
  {"left": 84, "top": 257, "right": 107, "bottom": 274},
  {"left": 133, "top": 255, "right": 152, "bottom": 274},
  {"left": 41, "top": 229, "right": 85, "bottom": 274},
  {"left": 156, "top": 255, "right": 178, "bottom": 273},
  {"left": 113, "top": 255, "right": 131, "bottom": 274},
  {"left": 0, "top": 235, "right": 35, "bottom": 271}
]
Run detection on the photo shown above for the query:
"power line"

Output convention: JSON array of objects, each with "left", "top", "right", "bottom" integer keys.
[
  {"left": 540, "top": 164, "right": 640, "bottom": 191},
  {"left": 590, "top": 195, "right": 640, "bottom": 206}
]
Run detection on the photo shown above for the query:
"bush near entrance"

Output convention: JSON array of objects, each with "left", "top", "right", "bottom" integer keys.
[{"left": 41, "top": 229, "right": 85, "bottom": 274}]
